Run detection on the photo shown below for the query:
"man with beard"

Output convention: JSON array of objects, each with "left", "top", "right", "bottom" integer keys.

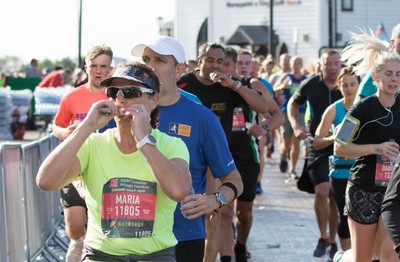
[{"left": 177, "top": 43, "right": 269, "bottom": 262}]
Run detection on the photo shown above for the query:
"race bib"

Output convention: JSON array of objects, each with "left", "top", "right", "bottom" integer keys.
[
  {"left": 101, "top": 178, "right": 157, "bottom": 238},
  {"left": 375, "top": 155, "right": 393, "bottom": 187},
  {"left": 232, "top": 107, "right": 246, "bottom": 132}
]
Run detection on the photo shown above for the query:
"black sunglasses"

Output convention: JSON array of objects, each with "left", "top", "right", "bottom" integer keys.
[
  {"left": 125, "top": 67, "right": 159, "bottom": 91},
  {"left": 106, "top": 86, "right": 155, "bottom": 99}
]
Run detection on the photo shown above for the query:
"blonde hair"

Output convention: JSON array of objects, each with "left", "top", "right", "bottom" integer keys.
[
  {"left": 391, "top": 23, "right": 400, "bottom": 40},
  {"left": 341, "top": 28, "right": 399, "bottom": 76},
  {"left": 85, "top": 44, "right": 113, "bottom": 63}
]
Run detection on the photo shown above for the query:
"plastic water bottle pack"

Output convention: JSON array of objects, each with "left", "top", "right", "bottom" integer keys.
[
  {"left": 34, "top": 86, "right": 71, "bottom": 115},
  {"left": 10, "top": 89, "right": 33, "bottom": 123},
  {"left": 0, "top": 88, "right": 14, "bottom": 140}
]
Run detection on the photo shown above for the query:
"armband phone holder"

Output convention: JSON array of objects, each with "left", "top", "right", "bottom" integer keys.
[{"left": 334, "top": 115, "right": 360, "bottom": 147}]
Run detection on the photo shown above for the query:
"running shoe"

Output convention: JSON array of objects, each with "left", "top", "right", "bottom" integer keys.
[
  {"left": 313, "top": 238, "right": 329, "bottom": 257},
  {"left": 289, "top": 170, "right": 299, "bottom": 180},
  {"left": 256, "top": 182, "right": 263, "bottom": 194},
  {"left": 279, "top": 160, "right": 288, "bottom": 173},
  {"left": 232, "top": 244, "right": 251, "bottom": 261},
  {"left": 267, "top": 144, "right": 273, "bottom": 158},
  {"left": 333, "top": 250, "right": 345, "bottom": 262},
  {"left": 284, "top": 170, "right": 299, "bottom": 184},
  {"left": 246, "top": 248, "right": 251, "bottom": 258},
  {"left": 266, "top": 149, "right": 272, "bottom": 158},
  {"left": 329, "top": 242, "right": 338, "bottom": 259}
]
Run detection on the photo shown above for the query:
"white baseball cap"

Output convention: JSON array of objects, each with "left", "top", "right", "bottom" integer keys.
[{"left": 131, "top": 36, "right": 186, "bottom": 64}]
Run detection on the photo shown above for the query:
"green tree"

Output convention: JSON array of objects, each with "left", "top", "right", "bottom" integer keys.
[
  {"left": 37, "top": 57, "right": 76, "bottom": 75},
  {"left": 56, "top": 57, "right": 76, "bottom": 72},
  {"left": 38, "top": 58, "right": 54, "bottom": 75},
  {"left": 0, "top": 55, "right": 77, "bottom": 76}
]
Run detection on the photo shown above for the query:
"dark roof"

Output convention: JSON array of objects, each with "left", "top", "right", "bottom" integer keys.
[{"left": 226, "top": 25, "right": 279, "bottom": 46}]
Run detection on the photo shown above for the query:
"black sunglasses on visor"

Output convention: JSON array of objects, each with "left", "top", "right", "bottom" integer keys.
[
  {"left": 124, "top": 67, "right": 159, "bottom": 91},
  {"left": 106, "top": 86, "right": 156, "bottom": 99}
]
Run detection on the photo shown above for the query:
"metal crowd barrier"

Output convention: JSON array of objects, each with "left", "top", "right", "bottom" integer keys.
[{"left": 0, "top": 134, "right": 64, "bottom": 261}]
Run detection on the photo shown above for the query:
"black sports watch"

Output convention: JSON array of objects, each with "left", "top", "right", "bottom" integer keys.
[{"left": 215, "top": 191, "right": 227, "bottom": 207}]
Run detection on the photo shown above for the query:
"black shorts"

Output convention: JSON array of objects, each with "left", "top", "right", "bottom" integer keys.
[
  {"left": 60, "top": 183, "right": 87, "bottom": 209},
  {"left": 83, "top": 245, "right": 175, "bottom": 261},
  {"left": 307, "top": 156, "right": 330, "bottom": 186},
  {"left": 344, "top": 184, "right": 385, "bottom": 225},
  {"left": 175, "top": 238, "right": 204, "bottom": 262},
  {"left": 237, "top": 163, "right": 260, "bottom": 202}
]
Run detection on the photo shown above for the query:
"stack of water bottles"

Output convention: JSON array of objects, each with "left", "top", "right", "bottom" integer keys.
[
  {"left": 10, "top": 89, "right": 33, "bottom": 139},
  {"left": 34, "top": 86, "right": 71, "bottom": 115},
  {"left": 0, "top": 87, "right": 14, "bottom": 140}
]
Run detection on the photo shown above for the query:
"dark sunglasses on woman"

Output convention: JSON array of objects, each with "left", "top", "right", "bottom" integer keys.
[{"left": 106, "top": 86, "right": 156, "bottom": 99}]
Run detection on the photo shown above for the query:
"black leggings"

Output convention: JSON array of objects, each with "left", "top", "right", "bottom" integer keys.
[{"left": 330, "top": 177, "right": 350, "bottom": 239}]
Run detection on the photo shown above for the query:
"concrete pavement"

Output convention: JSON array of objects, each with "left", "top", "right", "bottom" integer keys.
[{"left": 243, "top": 154, "right": 333, "bottom": 262}]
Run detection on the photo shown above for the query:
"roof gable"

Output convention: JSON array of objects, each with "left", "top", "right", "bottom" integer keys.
[{"left": 226, "top": 25, "right": 279, "bottom": 46}]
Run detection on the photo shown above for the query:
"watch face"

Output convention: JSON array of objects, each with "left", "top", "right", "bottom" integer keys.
[
  {"left": 137, "top": 134, "right": 157, "bottom": 150},
  {"left": 217, "top": 192, "right": 226, "bottom": 206},
  {"left": 235, "top": 80, "right": 242, "bottom": 88},
  {"left": 148, "top": 135, "right": 157, "bottom": 144},
  {"left": 261, "top": 124, "right": 269, "bottom": 131}
]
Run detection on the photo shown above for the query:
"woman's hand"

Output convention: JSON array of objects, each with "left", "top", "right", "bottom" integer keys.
[
  {"left": 120, "top": 105, "right": 153, "bottom": 141},
  {"left": 375, "top": 141, "right": 399, "bottom": 159},
  {"left": 83, "top": 100, "right": 116, "bottom": 131}
]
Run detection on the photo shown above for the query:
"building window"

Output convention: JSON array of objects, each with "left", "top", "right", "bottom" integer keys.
[{"left": 342, "top": 0, "right": 353, "bottom": 11}]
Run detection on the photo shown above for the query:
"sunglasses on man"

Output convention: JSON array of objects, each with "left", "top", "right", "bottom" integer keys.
[{"left": 106, "top": 86, "right": 156, "bottom": 99}]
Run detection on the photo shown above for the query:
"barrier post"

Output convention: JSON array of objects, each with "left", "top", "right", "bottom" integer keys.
[{"left": 0, "top": 144, "right": 28, "bottom": 261}]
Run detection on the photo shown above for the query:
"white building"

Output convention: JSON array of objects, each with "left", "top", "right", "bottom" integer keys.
[{"left": 172, "top": 0, "right": 400, "bottom": 67}]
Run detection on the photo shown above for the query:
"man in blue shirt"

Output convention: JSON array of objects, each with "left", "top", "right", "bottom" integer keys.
[{"left": 131, "top": 36, "right": 244, "bottom": 262}]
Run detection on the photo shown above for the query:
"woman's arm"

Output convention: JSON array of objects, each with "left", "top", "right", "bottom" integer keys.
[
  {"left": 139, "top": 144, "right": 191, "bottom": 202},
  {"left": 313, "top": 104, "right": 336, "bottom": 151},
  {"left": 334, "top": 140, "right": 399, "bottom": 160},
  {"left": 36, "top": 100, "right": 117, "bottom": 191}
]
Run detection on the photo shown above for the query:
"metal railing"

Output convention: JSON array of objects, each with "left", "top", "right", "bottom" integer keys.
[{"left": 0, "top": 135, "right": 64, "bottom": 261}]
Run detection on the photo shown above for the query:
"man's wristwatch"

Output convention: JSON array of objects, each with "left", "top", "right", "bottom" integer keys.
[
  {"left": 234, "top": 80, "right": 242, "bottom": 91},
  {"left": 261, "top": 124, "right": 269, "bottom": 131},
  {"left": 136, "top": 134, "right": 157, "bottom": 150},
  {"left": 215, "top": 191, "right": 227, "bottom": 208}
]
